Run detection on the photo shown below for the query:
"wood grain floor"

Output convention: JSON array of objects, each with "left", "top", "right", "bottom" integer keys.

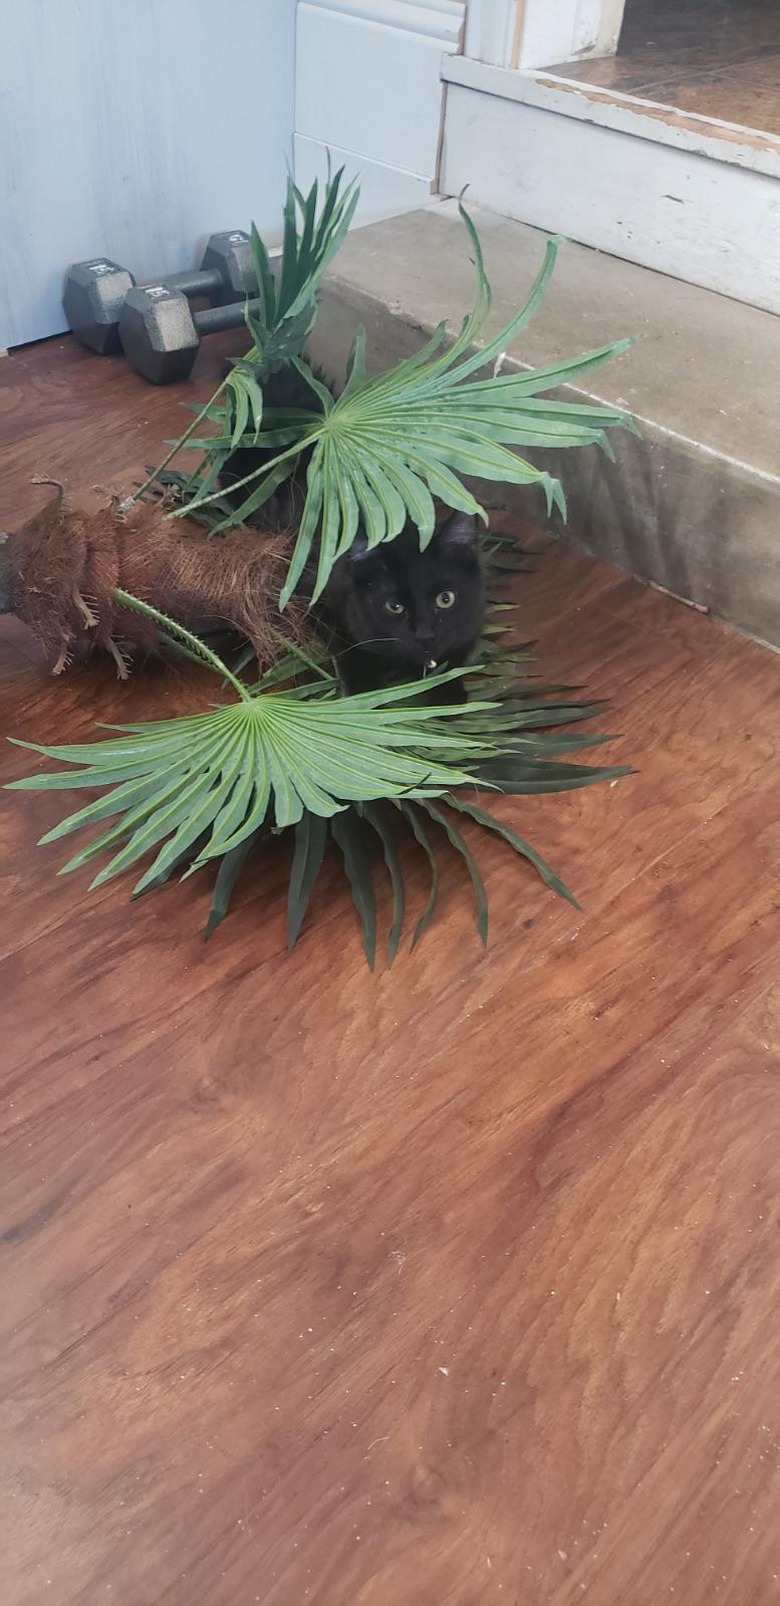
[
  {"left": 2, "top": 335, "right": 780, "bottom": 1605},
  {"left": 552, "top": 0, "right": 780, "bottom": 137}
]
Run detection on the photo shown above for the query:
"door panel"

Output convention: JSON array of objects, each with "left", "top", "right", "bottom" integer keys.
[{"left": 0, "top": 0, "right": 295, "bottom": 347}]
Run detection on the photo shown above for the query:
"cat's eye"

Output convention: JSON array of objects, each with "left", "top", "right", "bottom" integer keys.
[
  {"left": 435, "top": 589, "right": 456, "bottom": 610},
  {"left": 384, "top": 599, "right": 405, "bottom": 615}
]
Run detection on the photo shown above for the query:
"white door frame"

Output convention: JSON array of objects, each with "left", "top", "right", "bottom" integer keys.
[
  {"left": 464, "top": 0, "right": 626, "bottom": 70},
  {"left": 294, "top": 0, "right": 466, "bottom": 226}
]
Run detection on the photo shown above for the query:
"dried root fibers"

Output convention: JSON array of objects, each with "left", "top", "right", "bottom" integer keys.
[{"left": 1, "top": 483, "right": 307, "bottom": 677}]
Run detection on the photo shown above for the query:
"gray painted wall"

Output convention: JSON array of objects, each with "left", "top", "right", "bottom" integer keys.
[{"left": 0, "top": 0, "right": 296, "bottom": 347}]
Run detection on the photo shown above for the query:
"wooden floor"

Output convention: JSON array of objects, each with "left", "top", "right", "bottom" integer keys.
[
  {"left": 552, "top": 0, "right": 780, "bottom": 138},
  {"left": 2, "top": 335, "right": 780, "bottom": 1606}
]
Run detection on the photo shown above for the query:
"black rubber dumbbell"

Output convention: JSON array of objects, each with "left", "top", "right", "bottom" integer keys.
[
  {"left": 63, "top": 231, "right": 257, "bottom": 355},
  {"left": 118, "top": 286, "right": 262, "bottom": 384}
]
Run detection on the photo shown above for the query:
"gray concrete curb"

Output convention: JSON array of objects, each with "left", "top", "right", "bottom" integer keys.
[{"left": 309, "top": 202, "right": 780, "bottom": 650}]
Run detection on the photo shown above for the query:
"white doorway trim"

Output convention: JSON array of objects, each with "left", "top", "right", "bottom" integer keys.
[
  {"left": 464, "top": 0, "right": 626, "bottom": 70},
  {"left": 464, "top": 0, "right": 518, "bottom": 66},
  {"left": 294, "top": 0, "right": 466, "bottom": 225}
]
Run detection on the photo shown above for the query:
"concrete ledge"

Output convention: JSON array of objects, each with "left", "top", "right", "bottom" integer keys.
[{"left": 309, "top": 200, "right": 780, "bottom": 649}]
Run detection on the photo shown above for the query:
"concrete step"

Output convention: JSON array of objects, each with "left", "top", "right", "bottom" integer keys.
[{"left": 310, "top": 200, "right": 780, "bottom": 650}]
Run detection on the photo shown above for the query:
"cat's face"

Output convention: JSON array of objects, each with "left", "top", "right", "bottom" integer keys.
[{"left": 322, "top": 511, "right": 484, "bottom": 675}]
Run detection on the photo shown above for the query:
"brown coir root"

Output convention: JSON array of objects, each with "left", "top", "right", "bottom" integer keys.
[{"left": 1, "top": 483, "right": 308, "bottom": 677}]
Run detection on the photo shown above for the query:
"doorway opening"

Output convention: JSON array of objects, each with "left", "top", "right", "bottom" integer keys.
[{"left": 549, "top": 0, "right": 780, "bottom": 137}]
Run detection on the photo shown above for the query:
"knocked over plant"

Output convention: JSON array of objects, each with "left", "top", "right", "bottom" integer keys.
[{"left": 5, "top": 172, "right": 634, "bottom": 961}]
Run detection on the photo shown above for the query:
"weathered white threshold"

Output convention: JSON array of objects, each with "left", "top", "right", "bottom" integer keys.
[{"left": 440, "top": 56, "right": 780, "bottom": 315}]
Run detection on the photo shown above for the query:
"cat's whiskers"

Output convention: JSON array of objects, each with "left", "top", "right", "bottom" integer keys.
[{"left": 333, "top": 635, "right": 398, "bottom": 658}]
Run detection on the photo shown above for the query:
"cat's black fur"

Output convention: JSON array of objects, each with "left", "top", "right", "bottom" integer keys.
[
  {"left": 316, "top": 512, "right": 484, "bottom": 699},
  {"left": 220, "top": 368, "right": 485, "bottom": 698}
]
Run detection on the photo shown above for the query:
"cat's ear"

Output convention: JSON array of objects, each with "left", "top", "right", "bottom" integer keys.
[
  {"left": 321, "top": 529, "right": 372, "bottom": 598},
  {"left": 436, "top": 510, "right": 480, "bottom": 560},
  {"left": 346, "top": 529, "right": 371, "bottom": 563}
]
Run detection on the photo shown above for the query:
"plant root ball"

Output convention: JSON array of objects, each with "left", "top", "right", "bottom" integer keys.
[{"left": 2, "top": 482, "right": 307, "bottom": 676}]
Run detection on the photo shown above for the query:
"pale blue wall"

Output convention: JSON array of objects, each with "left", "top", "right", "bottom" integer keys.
[{"left": 0, "top": 0, "right": 296, "bottom": 347}]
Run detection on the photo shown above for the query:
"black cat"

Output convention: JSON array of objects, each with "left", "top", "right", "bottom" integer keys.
[
  {"left": 317, "top": 513, "right": 484, "bottom": 699},
  {"left": 220, "top": 369, "right": 485, "bottom": 697}
]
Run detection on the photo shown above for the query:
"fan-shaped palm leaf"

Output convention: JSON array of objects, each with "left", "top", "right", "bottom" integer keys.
[
  {"left": 7, "top": 567, "right": 631, "bottom": 957},
  {"left": 176, "top": 203, "right": 634, "bottom": 603},
  {"left": 7, "top": 594, "right": 495, "bottom": 897}
]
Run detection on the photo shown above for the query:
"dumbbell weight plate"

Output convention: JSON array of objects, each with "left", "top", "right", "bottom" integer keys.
[
  {"left": 119, "top": 288, "right": 263, "bottom": 384},
  {"left": 199, "top": 230, "right": 256, "bottom": 303},
  {"left": 63, "top": 259, "right": 135, "bottom": 355},
  {"left": 118, "top": 286, "right": 200, "bottom": 385}
]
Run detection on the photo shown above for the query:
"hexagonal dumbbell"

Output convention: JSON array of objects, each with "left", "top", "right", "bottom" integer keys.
[
  {"left": 62, "top": 259, "right": 135, "bottom": 355},
  {"left": 118, "top": 286, "right": 262, "bottom": 384},
  {"left": 63, "top": 231, "right": 257, "bottom": 355}
]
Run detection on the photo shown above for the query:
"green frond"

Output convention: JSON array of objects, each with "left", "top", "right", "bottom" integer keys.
[
  {"left": 418, "top": 799, "right": 490, "bottom": 946},
  {"left": 287, "top": 812, "right": 329, "bottom": 949},
  {"left": 331, "top": 811, "right": 377, "bottom": 969},
  {"left": 175, "top": 198, "right": 633, "bottom": 604},
  {"left": 362, "top": 802, "right": 406, "bottom": 962},
  {"left": 10, "top": 685, "right": 490, "bottom": 893},
  {"left": 139, "top": 168, "right": 359, "bottom": 513}
]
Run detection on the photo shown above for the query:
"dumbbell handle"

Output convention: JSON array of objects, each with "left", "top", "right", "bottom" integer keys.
[
  {"left": 162, "top": 265, "right": 225, "bottom": 300},
  {"left": 191, "top": 298, "right": 262, "bottom": 335}
]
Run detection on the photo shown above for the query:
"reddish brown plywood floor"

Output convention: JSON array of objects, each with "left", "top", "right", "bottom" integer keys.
[{"left": 1, "top": 334, "right": 780, "bottom": 1605}]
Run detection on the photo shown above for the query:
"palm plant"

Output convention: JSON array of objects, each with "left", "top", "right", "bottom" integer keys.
[
  {"left": 8, "top": 174, "right": 634, "bottom": 962},
  {"left": 163, "top": 177, "right": 633, "bottom": 610}
]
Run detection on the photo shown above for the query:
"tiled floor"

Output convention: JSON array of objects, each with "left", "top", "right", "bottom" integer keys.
[{"left": 550, "top": 0, "right": 780, "bottom": 137}]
